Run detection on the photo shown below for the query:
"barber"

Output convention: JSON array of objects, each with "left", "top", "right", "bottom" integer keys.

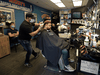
[{"left": 19, "top": 12, "right": 42, "bottom": 67}]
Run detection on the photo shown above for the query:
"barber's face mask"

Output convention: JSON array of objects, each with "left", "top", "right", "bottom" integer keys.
[
  {"left": 11, "top": 25, "right": 15, "bottom": 28},
  {"left": 30, "top": 19, "right": 35, "bottom": 23}
]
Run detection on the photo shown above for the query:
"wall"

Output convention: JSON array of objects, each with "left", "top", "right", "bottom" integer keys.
[
  {"left": 4, "top": 4, "right": 52, "bottom": 35},
  {"left": 15, "top": 9, "right": 25, "bottom": 31},
  {"left": 71, "top": 0, "right": 94, "bottom": 14},
  {"left": 33, "top": 5, "right": 51, "bottom": 23},
  {"left": 71, "top": 0, "right": 94, "bottom": 19},
  {"left": 71, "top": 6, "right": 85, "bottom": 19},
  {"left": 71, "top": 6, "right": 86, "bottom": 13}
]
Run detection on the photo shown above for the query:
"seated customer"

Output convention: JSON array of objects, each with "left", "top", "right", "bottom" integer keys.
[
  {"left": 58, "top": 23, "right": 68, "bottom": 33},
  {"left": 7, "top": 22, "right": 19, "bottom": 44},
  {"left": 36, "top": 20, "right": 75, "bottom": 72}
]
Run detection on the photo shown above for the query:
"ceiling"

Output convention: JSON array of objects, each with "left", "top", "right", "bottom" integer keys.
[{"left": 24, "top": 0, "right": 89, "bottom": 12}]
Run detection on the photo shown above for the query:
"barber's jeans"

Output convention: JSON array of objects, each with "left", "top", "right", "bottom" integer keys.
[
  {"left": 62, "top": 49, "right": 69, "bottom": 66},
  {"left": 19, "top": 40, "right": 37, "bottom": 64}
]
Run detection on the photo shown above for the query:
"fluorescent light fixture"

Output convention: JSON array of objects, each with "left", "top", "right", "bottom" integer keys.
[
  {"left": 72, "top": 0, "right": 82, "bottom": 1},
  {"left": 50, "top": 0, "right": 65, "bottom": 7},
  {"left": 73, "top": 0, "right": 82, "bottom": 6},
  {"left": 72, "top": 0, "right": 77, "bottom": 1},
  {"left": 56, "top": 3, "right": 65, "bottom": 7},
  {"left": 50, "top": 0, "right": 61, "bottom": 3}
]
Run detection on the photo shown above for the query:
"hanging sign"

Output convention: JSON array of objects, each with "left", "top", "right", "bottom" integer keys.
[{"left": 0, "top": 0, "right": 33, "bottom": 12}]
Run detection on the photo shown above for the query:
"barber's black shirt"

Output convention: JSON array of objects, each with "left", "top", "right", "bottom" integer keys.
[
  {"left": 7, "top": 28, "right": 18, "bottom": 40},
  {"left": 19, "top": 20, "right": 33, "bottom": 41}
]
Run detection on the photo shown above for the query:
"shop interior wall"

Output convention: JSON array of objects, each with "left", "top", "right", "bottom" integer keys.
[
  {"left": 70, "top": 0, "right": 94, "bottom": 33},
  {"left": 71, "top": 0, "right": 94, "bottom": 18},
  {"left": 4, "top": 5, "right": 52, "bottom": 35}
]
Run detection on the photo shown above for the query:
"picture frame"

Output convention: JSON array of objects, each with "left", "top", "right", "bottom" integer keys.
[{"left": 0, "top": 7, "right": 15, "bottom": 28}]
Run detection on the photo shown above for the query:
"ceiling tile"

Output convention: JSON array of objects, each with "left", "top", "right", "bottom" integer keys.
[{"left": 24, "top": 0, "right": 89, "bottom": 12}]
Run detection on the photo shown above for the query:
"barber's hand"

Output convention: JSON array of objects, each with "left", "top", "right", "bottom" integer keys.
[
  {"left": 35, "top": 23, "right": 41, "bottom": 26},
  {"left": 39, "top": 24, "right": 43, "bottom": 30},
  {"left": 39, "top": 22, "right": 42, "bottom": 25}
]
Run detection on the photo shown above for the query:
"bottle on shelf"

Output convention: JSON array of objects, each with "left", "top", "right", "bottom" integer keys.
[
  {"left": 84, "top": 33, "right": 89, "bottom": 46},
  {"left": 93, "top": 38, "right": 97, "bottom": 47}
]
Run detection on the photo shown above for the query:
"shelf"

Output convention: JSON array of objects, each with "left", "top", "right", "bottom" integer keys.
[
  {"left": 61, "top": 19, "right": 71, "bottom": 20},
  {"left": 61, "top": 13, "right": 71, "bottom": 15},
  {"left": 61, "top": 19, "right": 70, "bottom": 20}
]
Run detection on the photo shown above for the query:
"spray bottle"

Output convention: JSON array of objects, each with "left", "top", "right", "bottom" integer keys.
[{"left": 84, "top": 33, "right": 89, "bottom": 46}]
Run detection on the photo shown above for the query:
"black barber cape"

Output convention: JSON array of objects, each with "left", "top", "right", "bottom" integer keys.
[{"left": 36, "top": 29, "right": 69, "bottom": 66}]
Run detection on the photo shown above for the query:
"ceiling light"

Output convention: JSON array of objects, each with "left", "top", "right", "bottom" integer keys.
[
  {"left": 72, "top": 0, "right": 82, "bottom": 1},
  {"left": 73, "top": 1, "right": 82, "bottom": 6},
  {"left": 50, "top": 0, "right": 65, "bottom": 7},
  {"left": 55, "top": 3, "right": 65, "bottom": 7},
  {"left": 50, "top": 0, "right": 61, "bottom": 3}
]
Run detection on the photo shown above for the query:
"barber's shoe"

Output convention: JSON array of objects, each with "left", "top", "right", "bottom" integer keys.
[
  {"left": 64, "top": 65, "right": 75, "bottom": 72},
  {"left": 69, "top": 59, "right": 74, "bottom": 63},
  {"left": 34, "top": 52, "right": 40, "bottom": 59},
  {"left": 24, "top": 63, "right": 33, "bottom": 68}
]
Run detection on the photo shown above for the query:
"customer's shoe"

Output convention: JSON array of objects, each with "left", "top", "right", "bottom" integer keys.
[
  {"left": 24, "top": 63, "right": 33, "bottom": 67},
  {"left": 64, "top": 65, "right": 75, "bottom": 72},
  {"left": 69, "top": 59, "right": 74, "bottom": 63},
  {"left": 34, "top": 52, "right": 40, "bottom": 59}
]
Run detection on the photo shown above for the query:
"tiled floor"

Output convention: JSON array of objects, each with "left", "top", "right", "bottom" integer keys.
[{"left": 0, "top": 39, "right": 99, "bottom": 75}]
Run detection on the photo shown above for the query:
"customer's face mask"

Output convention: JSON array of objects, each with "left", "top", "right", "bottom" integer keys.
[{"left": 11, "top": 25, "right": 15, "bottom": 28}]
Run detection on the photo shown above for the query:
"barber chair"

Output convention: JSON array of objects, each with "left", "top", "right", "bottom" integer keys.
[
  {"left": 41, "top": 51, "right": 63, "bottom": 72},
  {"left": 44, "top": 60, "right": 60, "bottom": 72}
]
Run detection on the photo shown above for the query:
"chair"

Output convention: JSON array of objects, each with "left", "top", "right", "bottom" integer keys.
[
  {"left": 9, "top": 37, "right": 19, "bottom": 52},
  {"left": 41, "top": 51, "right": 64, "bottom": 72}
]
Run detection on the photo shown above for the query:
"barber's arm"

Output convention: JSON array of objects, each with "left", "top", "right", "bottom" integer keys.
[
  {"left": 31, "top": 22, "right": 42, "bottom": 26},
  {"left": 31, "top": 22, "right": 40, "bottom": 26},
  {"left": 29, "top": 26, "right": 42, "bottom": 36}
]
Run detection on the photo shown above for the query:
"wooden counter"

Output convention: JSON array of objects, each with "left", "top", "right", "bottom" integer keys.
[{"left": 0, "top": 35, "right": 10, "bottom": 58}]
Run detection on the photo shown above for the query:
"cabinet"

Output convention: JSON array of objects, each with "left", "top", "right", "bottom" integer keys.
[
  {"left": 0, "top": 35, "right": 10, "bottom": 58},
  {"left": 0, "top": 26, "right": 4, "bottom": 36}
]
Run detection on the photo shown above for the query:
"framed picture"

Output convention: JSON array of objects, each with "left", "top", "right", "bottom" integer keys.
[{"left": 0, "top": 7, "right": 15, "bottom": 28}]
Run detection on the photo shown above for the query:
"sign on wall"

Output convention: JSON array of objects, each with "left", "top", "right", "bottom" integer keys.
[
  {"left": 0, "top": 0, "right": 34, "bottom": 12},
  {"left": 9, "top": 0, "right": 25, "bottom": 7}
]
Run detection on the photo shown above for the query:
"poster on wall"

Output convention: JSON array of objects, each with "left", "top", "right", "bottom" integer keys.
[
  {"left": 0, "top": 7, "right": 15, "bottom": 28},
  {"left": 7, "top": 13, "right": 11, "bottom": 21},
  {"left": 0, "top": 11, "right": 12, "bottom": 28},
  {"left": 0, "top": 11, "right": 7, "bottom": 22}
]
